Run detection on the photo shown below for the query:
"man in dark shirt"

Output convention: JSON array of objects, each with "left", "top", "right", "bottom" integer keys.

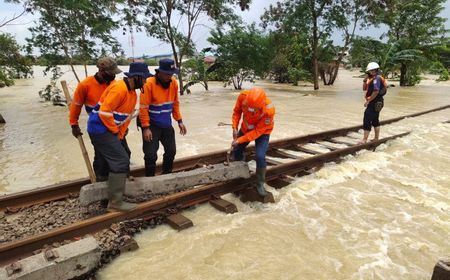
[{"left": 360, "top": 62, "right": 387, "bottom": 144}]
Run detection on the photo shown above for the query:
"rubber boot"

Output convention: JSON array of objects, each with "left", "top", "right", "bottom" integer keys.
[
  {"left": 255, "top": 167, "right": 268, "bottom": 196},
  {"left": 144, "top": 162, "right": 155, "bottom": 177},
  {"left": 107, "top": 172, "right": 138, "bottom": 212},
  {"left": 162, "top": 160, "right": 173, "bottom": 175}
]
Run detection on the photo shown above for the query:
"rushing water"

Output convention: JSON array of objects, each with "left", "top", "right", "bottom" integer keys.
[{"left": 1, "top": 66, "right": 450, "bottom": 279}]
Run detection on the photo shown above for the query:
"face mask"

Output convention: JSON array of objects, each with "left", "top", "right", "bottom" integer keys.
[
  {"left": 103, "top": 73, "right": 116, "bottom": 83},
  {"left": 156, "top": 74, "right": 172, "bottom": 89},
  {"left": 96, "top": 72, "right": 115, "bottom": 84},
  {"left": 134, "top": 76, "right": 145, "bottom": 90}
]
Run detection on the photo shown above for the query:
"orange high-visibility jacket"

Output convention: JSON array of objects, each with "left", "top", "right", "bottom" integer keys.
[
  {"left": 232, "top": 91, "right": 275, "bottom": 144},
  {"left": 69, "top": 76, "right": 108, "bottom": 126},
  {"left": 139, "top": 76, "right": 182, "bottom": 128},
  {"left": 87, "top": 80, "right": 137, "bottom": 140}
]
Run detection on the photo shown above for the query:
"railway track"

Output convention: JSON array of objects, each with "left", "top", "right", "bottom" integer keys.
[
  {"left": 1, "top": 104, "right": 449, "bottom": 211},
  {"left": 0, "top": 104, "right": 449, "bottom": 266}
]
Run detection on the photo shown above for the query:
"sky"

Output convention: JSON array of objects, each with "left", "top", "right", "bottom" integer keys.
[{"left": 0, "top": 0, "right": 449, "bottom": 57}]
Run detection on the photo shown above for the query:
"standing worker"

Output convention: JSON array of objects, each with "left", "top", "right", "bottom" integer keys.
[
  {"left": 231, "top": 87, "right": 275, "bottom": 197},
  {"left": 139, "top": 59, "right": 187, "bottom": 177},
  {"left": 360, "top": 62, "right": 387, "bottom": 144},
  {"left": 87, "top": 62, "right": 152, "bottom": 212},
  {"left": 69, "top": 57, "right": 122, "bottom": 181}
]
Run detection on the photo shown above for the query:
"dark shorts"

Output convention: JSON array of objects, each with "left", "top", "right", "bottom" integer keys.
[{"left": 363, "top": 103, "right": 381, "bottom": 131}]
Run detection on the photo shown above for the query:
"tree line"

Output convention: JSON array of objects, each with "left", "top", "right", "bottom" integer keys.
[{"left": 0, "top": 0, "right": 448, "bottom": 95}]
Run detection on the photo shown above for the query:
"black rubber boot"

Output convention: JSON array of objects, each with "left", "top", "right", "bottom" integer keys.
[
  {"left": 144, "top": 162, "right": 156, "bottom": 177},
  {"left": 162, "top": 160, "right": 173, "bottom": 174},
  {"left": 107, "top": 172, "right": 138, "bottom": 212},
  {"left": 255, "top": 167, "right": 268, "bottom": 196}
]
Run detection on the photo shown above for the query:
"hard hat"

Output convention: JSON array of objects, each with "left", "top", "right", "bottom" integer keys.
[
  {"left": 246, "top": 87, "right": 266, "bottom": 110},
  {"left": 366, "top": 62, "right": 380, "bottom": 72}
]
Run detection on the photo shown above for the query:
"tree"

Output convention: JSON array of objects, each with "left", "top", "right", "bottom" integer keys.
[
  {"left": 18, "top": 0, "right": 123, "bottom": 82},
  {"left": 349, "top": 36, "right": 387, "bottom": 70},
  {"left": 0, "top": 2, "right": 28, "bottom": 28},
  {"left": 208, "top": 24, "right": 272, "bottom": 90},
  {"left": 262, "top": 0, "right": 384, "bottom": 88},
  {"left": 326, "top": 0, "right": 372, "bottom": 85},
  {"left": 182, "top": 49, "right": 211, "bottom": 92},
  {"left": 262, "top": 0, "right": 349, "bottom": 90},
  {"left": 0, "top": 33, "right": 32, "bottom": 88},
  {"left": 379, "top": 0, "right": 447, "bottom": 86},
  {"left": 125, "top": 0, "right": 251, "bottom": 95}
]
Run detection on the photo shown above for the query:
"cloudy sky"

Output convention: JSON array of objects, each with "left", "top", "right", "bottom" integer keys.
[{"left": 1, "top": 0, "right": 449, "bottom": 57}]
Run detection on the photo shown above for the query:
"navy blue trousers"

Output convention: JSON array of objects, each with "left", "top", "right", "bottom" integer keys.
[{"left": 233, "top": 130, "right": 270, "bottom": 168}]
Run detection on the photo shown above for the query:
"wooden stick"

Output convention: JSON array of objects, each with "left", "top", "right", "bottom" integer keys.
[{"left": 60, "top": 80, "right": 96, "bottom": 183}]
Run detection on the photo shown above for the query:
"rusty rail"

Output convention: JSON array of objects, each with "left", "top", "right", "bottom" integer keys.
[
  {"left": 1, "top": 104, "right": 449, "bottom": 211},
  {"left": 0, "top": 131, "right": 409, "bottom": 263}
]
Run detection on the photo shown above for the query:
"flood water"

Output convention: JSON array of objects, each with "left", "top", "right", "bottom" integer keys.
[{"left": 1, "top": 66, "right": 449, "bottom": 279}]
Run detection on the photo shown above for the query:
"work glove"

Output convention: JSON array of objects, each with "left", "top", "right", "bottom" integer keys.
[{"left": 71, "top": 125, "right": 83, "bottom": 138}]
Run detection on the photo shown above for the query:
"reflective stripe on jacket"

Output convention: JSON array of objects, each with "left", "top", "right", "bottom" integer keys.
[
  {"left": 232, "top": 91, "right": 275, "bottom": 144},
  {"left": 69, "top": 76, "right": 108, "bottom": 126},
  {"left": 139, "top": 76, "right": 181, "bottom": 129},
  {"left": 87, "top": 80, "right": 137, "bottom": 139}
]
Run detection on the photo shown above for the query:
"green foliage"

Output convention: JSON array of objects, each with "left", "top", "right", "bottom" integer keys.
[
  {"left": 428, "top": 61, "right": 446, "bottom": 75},
  {"left": 143, "top": 58, "right": 158, "bottom": 66},
  {"left": 9, "top": 0, "right": 124, "bottom": 102},
  {"left": 262, "top": 0, "right": 374, "bottom": 88},
  {"left": 208, "top": 24, "right": 272, "bottom": 89},
  {"left": 288, "top": 67, "right": 310, "bottom": 86},
  {"left": 124, "top": 0, "right": 250, "bottom": 94},
  {"left": 349, "top": 36, "right": 387, "bottom": 70},
  {"left": 182, "top": 51, "right": 210, "bottom": 92},
  {"left": 0, "top": 33, "right": 33, "bottom": 88},
  {"left": 38, "top": 66, "right": 64, "bottom": 105},
  {"left": 437, "top": 69, "right": 449, "bottom": 81},
  {"left": 430, "top": 61, "right": 450, "bottom": 81},
  {"left": 23, "top": 0, "right": 123, "bottom": 78},
  {"left": 379, "top": 0, "right": 447, "bottom": 86}
]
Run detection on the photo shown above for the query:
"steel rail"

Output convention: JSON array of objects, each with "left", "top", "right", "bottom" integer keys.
[
  {"left": 0, "top": 131, "right": 409, "bottom": 264},
  {"left": 0, "top": 104, "right": 449, "bottom": 211}
]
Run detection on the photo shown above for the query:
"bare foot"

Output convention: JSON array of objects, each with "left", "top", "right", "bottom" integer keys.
[
  {"left": 370, "top": 138, "right": 379, "bottom": 142},
  {"left": 357, "top": 140, "right": 367, "bottom": 145}
]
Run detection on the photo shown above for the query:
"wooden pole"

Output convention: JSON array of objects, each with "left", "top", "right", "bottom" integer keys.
[{"left": 60, "top": 80, "right": 96, "bottom": 183}]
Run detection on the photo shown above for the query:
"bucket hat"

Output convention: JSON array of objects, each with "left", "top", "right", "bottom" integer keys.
[
  {"left": 155, "top": 58, "right": 179, "bottom": 75},
  {"left": 97, "top": 57, "right": 122, "bottom": 75},
  {"left": 124, "top": 62, "right": 152, "bottom": 78}
]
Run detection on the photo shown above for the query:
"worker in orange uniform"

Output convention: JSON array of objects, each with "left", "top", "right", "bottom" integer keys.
[
  {"left": 87, "top": 62, "right": 152, "bottom": 212},
  {"left": 139, "top": 59, "right": 187, "bottom": 177},
  {"left": 69, "top": 57, "right": 122, "bottom": 181},
  {"left": 232, "top": 87, "right": 275, "bottom": 196}
]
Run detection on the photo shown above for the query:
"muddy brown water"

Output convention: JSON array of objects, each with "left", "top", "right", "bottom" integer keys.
[{"left": 1, "top": 66, "right": 450, "bottom": 279}]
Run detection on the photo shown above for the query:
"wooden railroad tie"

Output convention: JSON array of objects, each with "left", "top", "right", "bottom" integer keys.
[
  {"left": 209, "top": 197, "right": 238, "bottom": 214},
  {"left": 166, "top": 214, "right": 193, "bottom": 231}
]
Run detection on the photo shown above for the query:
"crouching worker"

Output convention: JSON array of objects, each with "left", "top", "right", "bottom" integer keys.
[
  {"left": 87, "top": 62, "right": 152, "bottom": 212},
  {"left": 231, "top": 87, "right": 275, "bottom": 196}
]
